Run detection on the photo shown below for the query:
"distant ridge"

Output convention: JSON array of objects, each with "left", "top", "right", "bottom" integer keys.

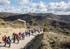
[{"left": 0, "top": 12, "right": 70, "bottom": 24}]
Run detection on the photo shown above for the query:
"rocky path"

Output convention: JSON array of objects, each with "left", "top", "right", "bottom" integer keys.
[{"left": 0, "top": 31, "right": 43, "bottom": 49}]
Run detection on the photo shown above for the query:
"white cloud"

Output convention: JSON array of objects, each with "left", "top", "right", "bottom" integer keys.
[
  {"left": 15, "top": 0, "right": 70, "bottom": 14},
  {"left": 0, "top": 0, "right": 21, "bottom": 13},
  {"left": 0, "top": 0, "right": 10, "bottom": 5},
  {"left": 5, "top": 7, "right": 21, "bottom": 13},
  {"left": 0, "top": 6, "right": 21, "bottom": 13},
  {"left": 16, "top": 0, "right": 48, "bottom": 13},
  {"left": 18, "top": 0, "right": 30, "bottom": 4},
  {"left": 0, "top": 0, "right": 70, "bottom": 15},
  {"left": 48, "top": 1, "right": 70, "bottom": 14}
]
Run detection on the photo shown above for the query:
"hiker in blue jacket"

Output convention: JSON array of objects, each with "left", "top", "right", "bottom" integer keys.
[{"left": 7, "top": 36, "right": 11, "bottom": 47}]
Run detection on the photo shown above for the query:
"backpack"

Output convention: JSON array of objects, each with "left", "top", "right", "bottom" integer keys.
[{"left": 7, "top": 37, "right": 11, "bottom": 43}]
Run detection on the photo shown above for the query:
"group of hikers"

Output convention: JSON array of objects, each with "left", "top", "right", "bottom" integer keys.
[{"left": 1, "top": 29, "right": 41, "bottom": 47}]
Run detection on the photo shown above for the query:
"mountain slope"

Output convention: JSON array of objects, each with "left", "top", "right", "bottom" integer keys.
[
  {"left": 0, "top": 12, "right": 26, "bottom": 28},
  {"left": 0, "top": 12, "right": 70, "bottom": 32}
]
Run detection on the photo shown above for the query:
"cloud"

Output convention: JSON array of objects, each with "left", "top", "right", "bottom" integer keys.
[
  {"left": 4, "top": 6, "right": 21, "bottom": 13},
  {"left": 31, "top": 1, "right": 48, "bottom": 13},
  {"left": 48, "top": 1, "right": 70, "bottom": 14},
  {"left": 0, "top": 0, "right": 10, "bottom": 5},
  {"left": 0, "top": 0, "right": 70, "bottom": 15},
  {"left": 12, "top": 0, "right": 70, "bottom": 14},
  {"left": 0, "top": 0, "right": 21, "bottom": 13},
  {"left": 17, "top": 0, "right": 47, "bottom": 13},
  {"left": 0, "top": 5, "right": 21, "bottom": 13}
]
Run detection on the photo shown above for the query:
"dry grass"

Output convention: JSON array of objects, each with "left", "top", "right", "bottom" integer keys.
[{"left": 42, "top": 32, "right": 70, "bottom": 49}]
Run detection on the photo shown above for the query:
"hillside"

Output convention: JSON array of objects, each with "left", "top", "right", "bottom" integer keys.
[
  {"left": 0, "top": 12, "right": 70, "bottom": 49},
  {"left": 40, "top": 32, "right": 70, "bottom": 49},
  {"left": 0, "top": 12, "right": 70, "bottom": 34},
  {"left": 0, "top": 12, "right": 26, "bottom": 28},
  {"left": 0, "top": 12, "right": 70, "bottom": 33}
]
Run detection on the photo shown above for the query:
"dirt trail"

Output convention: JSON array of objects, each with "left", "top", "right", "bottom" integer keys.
[{"left": 0, "top": 30, "right": 43, "bottom": 49}]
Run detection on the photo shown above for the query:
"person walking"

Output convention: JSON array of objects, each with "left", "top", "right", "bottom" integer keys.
[
  {"left": 25, "top": 31, "right": 30, "bottom": 37},
  {"left": 2, "top": 35, "right": 7, "bottom": 47},
  {"left": 6, "top": 36, "right": 11, "bottom": 47},
  {"left": 12, "top": 33, "right": 16, "bottom": 43},
  {"left": 2, "top": 35, "right": 11, "bottom": 47},
  {"left": 16, "top": 33, "right": 20, "bottom": 43},
  {"left": 21, "top": 32, "right": 25, "bottom": 40},
  {"left": 12, "top": 33, "right": 20, "bottom": 43},
  {"left": 18, "top": 32, "right": 22, "bottom": 40},
  {"left": 31, "top": 30, "right": 34, "bottom": 35}
]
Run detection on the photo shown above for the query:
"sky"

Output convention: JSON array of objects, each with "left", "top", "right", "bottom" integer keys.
[{"left": 0, "top": 0, "right": 70, "bottom": 14}]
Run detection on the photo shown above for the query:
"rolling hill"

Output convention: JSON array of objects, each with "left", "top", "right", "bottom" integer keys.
[{"left": 0, "top": 12, "right": 70, "bottom": 33}]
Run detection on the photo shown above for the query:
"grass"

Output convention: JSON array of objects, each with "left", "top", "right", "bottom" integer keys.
[{"left": 41, "top": 31, "right": 70, "bottom": 49}]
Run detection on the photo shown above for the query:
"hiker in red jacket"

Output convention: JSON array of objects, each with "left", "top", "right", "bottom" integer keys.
[
  {"left": 12, "top": 33, "right": 20, "bottom": 43},
  {"left": 2, "top": 35, "right": 11, "bottom": 47},
  {"left": 2, "top": 35, "right": 7, "bottom": 47}
]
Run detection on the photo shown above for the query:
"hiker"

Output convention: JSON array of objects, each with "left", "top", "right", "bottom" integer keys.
[
  {"left": 18, "top": 32, "right": 22, "bottom": 40},
  {"left": 6, "top": 36, "right": 11, "bottom": 47},
  {"left": 2, "top": 35, "right": 11, "bottom": 47},
  {"left": 25, "top": 31, "right": 30, "bottom": 36},
  {"left": 2, "top": 35, "right": 7, "bottom": 47},
  {"left": 31, "top": 30, "right": 34, "bottom": 35},
  {"left": 12, "top": 33, "right": 16, "bottom": 43},
  {"left": 21, "top": 32, "right": 25, "bottom": 40},
  {"left": 12, "top": 33, "right": 20, "bottom": 43},
  {"left": 28, "top": 31, "right": 30, "bottom": 36}
]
